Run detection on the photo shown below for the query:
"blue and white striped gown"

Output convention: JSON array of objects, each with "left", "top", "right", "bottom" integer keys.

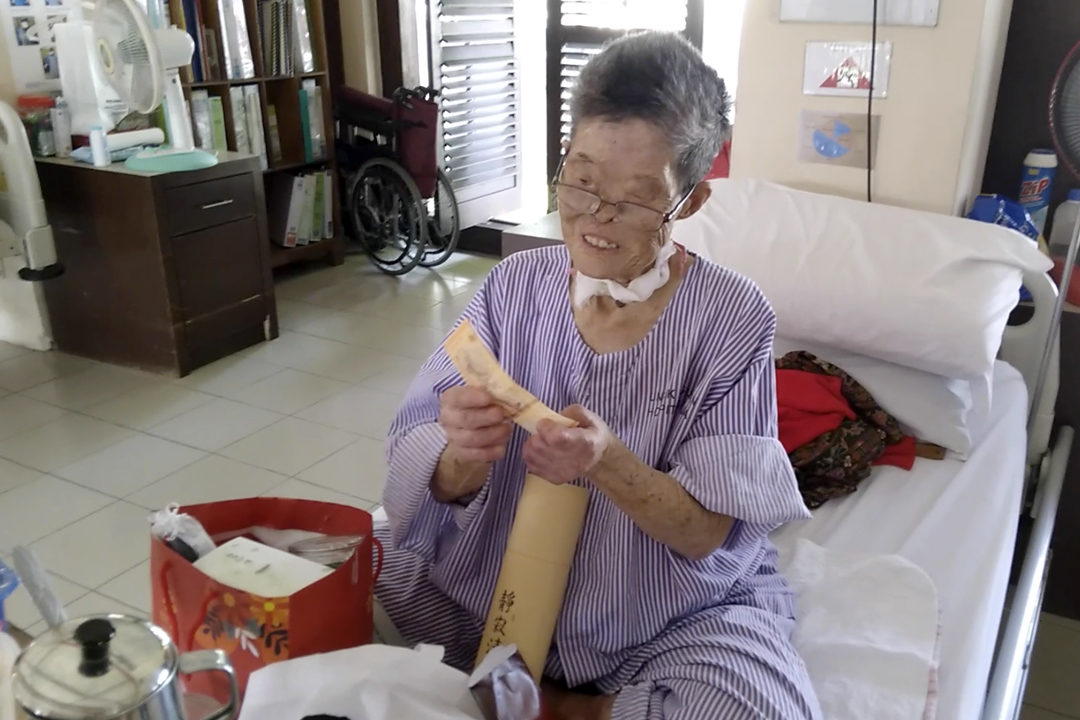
[{"left": 376, "top": 247, "right": 822, "bottom": 720}]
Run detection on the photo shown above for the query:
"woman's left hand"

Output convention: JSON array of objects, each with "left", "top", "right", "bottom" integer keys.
[{"left": 523, "top": 405, "right": 614, "bottom": 485}]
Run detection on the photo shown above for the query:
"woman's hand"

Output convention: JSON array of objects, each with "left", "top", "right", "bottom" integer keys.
[
  {"left": 439, "top": 387, "right": 513, "bottom": 464},
  {"left": 523, "top": 405, "right": 613, "bottom": 485}
]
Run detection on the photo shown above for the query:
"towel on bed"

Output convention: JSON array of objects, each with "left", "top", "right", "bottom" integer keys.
[{"left": 779, "top": 538, "right": 940, "bottom": 720}]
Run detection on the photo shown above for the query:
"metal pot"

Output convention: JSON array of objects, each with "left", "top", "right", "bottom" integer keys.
[{"left": 12, "top": 614, "right": 238, "bottom": 720}]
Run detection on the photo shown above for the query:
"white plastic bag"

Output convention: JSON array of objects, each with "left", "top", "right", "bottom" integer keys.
[
  {"left": 237, "top": 644, "right": 484, "bottom": 720},
  {"left": 148, "top": 503, "right": 216, "bottom": 558}
]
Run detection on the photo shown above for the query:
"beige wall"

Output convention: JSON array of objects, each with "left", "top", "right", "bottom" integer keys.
[
  {"left": 339, "top": 0, "right": 382, "bottom": 95},
  {"left": 730, "top": 0, "right": 1014, "bottom": 216}
]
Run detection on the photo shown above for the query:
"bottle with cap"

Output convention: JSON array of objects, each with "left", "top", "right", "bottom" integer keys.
[
  {"left": 89, "top": 126, "right": 111, "bottom": 167},
  {"left": 1020, "top": 149, "right": 1059, "bottom": 234},
  {"left": 51, "top": 96, "right": 72, "bottom": 158}
]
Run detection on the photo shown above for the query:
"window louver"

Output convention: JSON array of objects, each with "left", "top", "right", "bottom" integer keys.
[
  {"left": 559, "top": 43, "right": 604, "bottom": 141},
  {"left": 560, "top": 0, "right": 688, "bottom": 32},
  {"left": 431, "top": 0, "right": 522, "bottom": 220},
  {"left": 547, "top": 0, "right": 700, "bottom": 179}
]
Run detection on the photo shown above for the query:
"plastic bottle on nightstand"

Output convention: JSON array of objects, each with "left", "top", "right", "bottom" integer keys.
[{"left": 1049, "top": 189, "right": 1080, "bottom": 305}]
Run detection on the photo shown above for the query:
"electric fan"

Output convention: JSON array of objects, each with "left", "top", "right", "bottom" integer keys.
[
  {"left": 92, "top": 0, "right": 217, "bottom": 171},
  {"left": 1023, "top": 42, "right": 1080, "bottom": 426}
]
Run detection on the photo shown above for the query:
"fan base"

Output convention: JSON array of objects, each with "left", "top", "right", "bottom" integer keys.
[{"left": 124, "top": 148, "right": 219, "bottom": 173}]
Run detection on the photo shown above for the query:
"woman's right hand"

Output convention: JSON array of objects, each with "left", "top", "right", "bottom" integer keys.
[{"left": 438, "top": 387, "right": 513, "bottom": 464}]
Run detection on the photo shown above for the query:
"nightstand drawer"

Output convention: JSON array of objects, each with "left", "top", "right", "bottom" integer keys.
[
  {"left": 173, "top": 217, "right": 264, "bottom": 318},
  {"left": 166, "top": 173, "right": 257, "bottom": 236}
]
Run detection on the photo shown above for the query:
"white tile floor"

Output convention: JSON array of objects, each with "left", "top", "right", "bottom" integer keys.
[
  {"left": 1, "top": 249, "right": 1078, "bottom": 716},
  {"left": 0, "top": 251, "right": 494, "bottom": 636}
]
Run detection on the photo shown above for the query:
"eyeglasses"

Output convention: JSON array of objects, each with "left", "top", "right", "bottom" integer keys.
[{"left": 553, "top": 154, "right": 694, "bottom": 232}]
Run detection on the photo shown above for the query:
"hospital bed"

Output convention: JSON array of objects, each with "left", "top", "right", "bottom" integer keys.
[
  {"left": 373, "top": 180, "right": 1066, "bottom": 720},
  {"left": 771, "top": 267, "right": 1067, "bottom": 720}
]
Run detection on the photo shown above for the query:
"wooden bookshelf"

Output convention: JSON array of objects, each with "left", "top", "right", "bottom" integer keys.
[{"left": 173, "top": 0, "right": 344, "bottom": 269}]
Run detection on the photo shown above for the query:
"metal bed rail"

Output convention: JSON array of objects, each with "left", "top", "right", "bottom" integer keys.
[{"left": 982, "top": 425, "right": 1074, "bottom": 720}]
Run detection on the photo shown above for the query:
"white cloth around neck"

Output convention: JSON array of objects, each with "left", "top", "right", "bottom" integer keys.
[{"left": 572, "top": 241, "right": 678, "bottom": 308}]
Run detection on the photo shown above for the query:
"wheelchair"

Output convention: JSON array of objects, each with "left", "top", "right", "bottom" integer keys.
[{"left": 336, "top": 85, "right": 461, "bottom": 275}]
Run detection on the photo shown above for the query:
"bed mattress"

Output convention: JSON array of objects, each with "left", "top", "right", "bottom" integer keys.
[{"left": 771, "top": 361, "right": 1029, "bottom": 720}]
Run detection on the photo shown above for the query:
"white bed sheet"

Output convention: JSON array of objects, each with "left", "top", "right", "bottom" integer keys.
[{"left": 772, "top": 361, "right": 1029, "bottom": 720}]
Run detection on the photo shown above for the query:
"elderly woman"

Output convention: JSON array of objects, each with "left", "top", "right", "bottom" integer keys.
[{"left": 375, "top": 31, "right": 820, "bottom": 720}]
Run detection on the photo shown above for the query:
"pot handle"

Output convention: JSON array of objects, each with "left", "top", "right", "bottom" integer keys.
[{"left": 178, "top": 650, "right": 240, "bottom": 720}]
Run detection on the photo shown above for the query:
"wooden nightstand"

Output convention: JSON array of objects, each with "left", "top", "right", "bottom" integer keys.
[{"left": 35, "top": 154, "right": 280, "bottom": 377}]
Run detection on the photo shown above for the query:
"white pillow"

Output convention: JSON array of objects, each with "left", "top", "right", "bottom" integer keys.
[
  {"left": 774, "top": 337, "right": 976, "bottom": 458},
  {"left": 677, "top": 179, "right": 1052, "bottom": 384}
]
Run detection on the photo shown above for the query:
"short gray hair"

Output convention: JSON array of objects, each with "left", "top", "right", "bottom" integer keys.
[{"left": 569, "top": 31, "right": 731, "bottom": 193}]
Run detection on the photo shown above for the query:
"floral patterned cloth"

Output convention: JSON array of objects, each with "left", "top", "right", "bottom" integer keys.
[{"left": 776, "top": 351, "right": 907, "bottom": 509}]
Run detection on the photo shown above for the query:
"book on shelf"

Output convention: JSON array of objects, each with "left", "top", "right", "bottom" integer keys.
[
  {"left": 281, "top": 0, "right": 293, "bottom": 75},
  {"left": 193, "top": 0, "right": 211, "bottom": 80},
  {"left": 298, "top": 79, "right": 324, "bottom": 160},
  {"left": 228, "top": 85, "right": 249, "bottom": 154},
  {"left": 297, "top": 173, "right": 318, "bottom": 245},
  {"left": 243, "top": 84, "right": 268, "bottom": 170},
  {"left": 321, "top": 170, "right": 333, "bottom": 239},
  {"left": 174, "top": 0, "right": 213, "bottom": 82},
  {"left": 267, "top": 174, "right": 304, "bottom": 247},
  {"left": 218, "top": 0, "right": 255, "bottom": 79},
  {"left": 266, "top": 104, "right": 283, "bottom": 163},
  {"left": 203, "top": 26, "right": 221, "bottom": 80},
  {"left": 172, "top": 0, "right": 195, "bottom": 82},
  {"left": 311, "top": 171, "right": 324, "bottom": 243},
  {"left": 308, "top": 81, "right": 325, "bottom": 159},
  {"left": 290, "top": 0, "right": 315, "bottom": 73},
  {"left": 267, "top": 171, "right": 329, "bottom": 247},
  {"left": 298, "top": 83, "right": 312, "bottom": 161},
  {"left": 208, "top": 95, "right": 228, "bottom": 150},
  {"left": 258, "top": 0, "right": 294, "bottom": 77},
  {"left": 258, "top": 0, "right": 273, "bottom": 75},
  {"left": 189, "top": 89, "right": 213, "bottom": 151}
]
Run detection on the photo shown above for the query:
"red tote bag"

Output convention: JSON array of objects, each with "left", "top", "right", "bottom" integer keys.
[{"left": 150, "top": 498, "right": 383, "bottom": 704}]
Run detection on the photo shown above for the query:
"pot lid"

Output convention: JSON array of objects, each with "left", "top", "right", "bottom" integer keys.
[
  {"left": 289, "top": 534, "right": 362, "bottom": 554},
  {"left": 13, "top": 614, "right": 178, "bottom": 720}
]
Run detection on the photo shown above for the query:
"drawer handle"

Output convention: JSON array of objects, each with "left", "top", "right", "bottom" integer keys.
[{"left": 202, "top": 199, "right": 234, "bottom": 210}]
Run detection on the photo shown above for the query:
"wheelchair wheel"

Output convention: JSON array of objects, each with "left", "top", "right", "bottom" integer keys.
[
  {"left": 346, "top": 157, "right": 428, "bottom": 276},
  {"left": 419, "top": 168, "right": 461, "bottom": 268}
]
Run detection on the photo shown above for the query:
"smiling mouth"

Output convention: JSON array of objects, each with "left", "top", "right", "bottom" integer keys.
[{"left": 583, "top": 234, "right": 618, "bottom": 250}]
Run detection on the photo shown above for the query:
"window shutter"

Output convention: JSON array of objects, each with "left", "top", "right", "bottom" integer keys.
[
  {"left": 430, "top": 0, "right": 523, "bottom": 228},
  {"left": 547, "top": 0, "right": 704, "bottom": 179},
  {"left": 560, "top": 0, "right": 689, "bottom": 32},
  {"left": 558, "top": 42, "right": 604, "bottom": 143}
]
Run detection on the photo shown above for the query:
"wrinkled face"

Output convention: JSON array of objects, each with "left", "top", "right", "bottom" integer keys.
[{"left": 557, "top": 118, "right": 684, "bottom": 283}]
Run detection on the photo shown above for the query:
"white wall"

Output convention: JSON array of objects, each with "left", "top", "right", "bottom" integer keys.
[
  {"left": 730, "top": 0, "right": 1014, "bottom": 216},
  {"left": 702, "top": 0, "right": 747, "bottom": 113},
  {"left": 0, "top": 32, "right": 53, "bottom": 351},
  {"left": 511, "top": 0, "right": 549, "bottom": 222}
]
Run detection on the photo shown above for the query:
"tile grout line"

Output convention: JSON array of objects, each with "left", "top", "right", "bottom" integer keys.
[{"left": 0, "top": 256, "right": 486, "bottom": 624}]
